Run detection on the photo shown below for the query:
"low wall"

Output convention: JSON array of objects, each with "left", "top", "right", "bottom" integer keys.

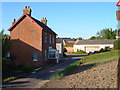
[{"left": 65, "top": 47, "right": 74, "bottom": 52}]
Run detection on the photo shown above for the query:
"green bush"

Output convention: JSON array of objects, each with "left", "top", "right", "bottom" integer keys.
[
  {"left": 11, "top": 65, "right": 34, "bottom": 73},
  {"left": 72, "top": 50, "right": 87, "bottom": 54},
  {"left": 93, "top": 51, "right": 99, "bottom": 54},
  {"left": 20, "top": 66, "right": 34, "bottom": 73},
  {"left": 114, "top": 38, "right": 120, "bottom": 50},
  {"left": 2, "top": 58, "right": 8, "bottom": 72},
  {"left": 64, "top": 48, "right": 67, "bottom": 52}
]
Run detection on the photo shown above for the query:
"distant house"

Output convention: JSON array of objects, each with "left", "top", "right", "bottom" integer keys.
[
  {"left": 56, "top": 38, "right": 64, "bottom": 57},
  {"left": 61, "top": 38, "right": 76, "bottom": 53},
  {"left": 8, "top": 6, "right": 58, "bottom": 67},
  {"left": 63, "top": 38, "right": 76, "bottom": 47},
  {"left": 74, "top": 40, "right": 115, "bottom": 53}
]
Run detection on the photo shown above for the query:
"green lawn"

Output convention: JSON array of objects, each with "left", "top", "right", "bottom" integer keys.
[{"left": 81, "top": 50, "right": 118, "bottom": 64}]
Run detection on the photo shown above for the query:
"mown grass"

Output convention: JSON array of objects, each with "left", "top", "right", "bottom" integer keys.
[
  {"left": 81, "top": 50, "right": 118, "bottom": 64},
  {"left": 70, "top": 50, "right": 87, "bottom": 54},
  {"left": 51, "top": 60, "right": 81, "bottom": 79},
  {"left": 51, "top": 50, "right": 119, "bottom": 80}
]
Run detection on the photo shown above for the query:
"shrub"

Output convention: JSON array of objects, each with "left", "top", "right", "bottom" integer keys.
[
  {"left": 98, "top": 47, "right": 110, "bottom": 53},
  {"left": 99, "top": 48, "right": 105, "bottom": 52},
  {"left": 11, "top": 65, "right": 34, "bottom": 73},
  {"left": 20, "top": 66, "right": 34, "bottom": 73},
  {"left": 114, "top": 38, "right": 120, "bottom": 50},
  {"left": 72, "top": 50, "right": 87, "bottom": 54},
  {"left": 64, "top": 48, "right": 67, "bottom": 52},
  {"left": 2, "top": 58, "right": 8, "bottom": 72},
  {"left": 93, "top": 51, "right": 99, "bottom": 54}
]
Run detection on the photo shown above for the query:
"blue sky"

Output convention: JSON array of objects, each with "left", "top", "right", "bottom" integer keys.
[{"left": 2, "top": 2, "right": 118, "bottom": 39}]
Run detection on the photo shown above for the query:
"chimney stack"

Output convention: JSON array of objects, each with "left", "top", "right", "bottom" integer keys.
[
  {"left": 23, "top": 6, "right": 32, "bottom": 16},
  {"left": 41, "top": 18, "right": 47, "bottom": 25},
  {"left": 12, "top": 19, "right": 16, "bottom": 25}
]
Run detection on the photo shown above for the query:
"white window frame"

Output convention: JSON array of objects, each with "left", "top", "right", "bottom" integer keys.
[
  {"left": 6, "top": 52, "right": 11, "bottom": 61},
  {"left": 49, "top": 35, "right": 51, "bottom": 44},
  {"left": 6, "top": 52, "right": 10, "bottom": 58},
  {"left": 53, "top": 36, "right": 54, "bottom": 44},
  {"left": 32, "top": 52, "right": 38, "bottom": 61},
  {"left": 45, "top": 50, "right": 47, "bottom": 61},
  {"left": 45, "top": 32, "right": 47, "bottom": 42}
]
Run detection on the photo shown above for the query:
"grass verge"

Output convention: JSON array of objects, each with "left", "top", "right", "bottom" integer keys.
[
  {"left": 51, "top": 60, "right": 81, "bottom": 80},
  {"left": 51, "top": 50, "right": 119, "bottom": 80},
  {"left": 2, "top": 66, "right": 43, "bottom": 83}
]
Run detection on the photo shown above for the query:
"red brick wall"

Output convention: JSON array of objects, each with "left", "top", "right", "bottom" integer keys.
[
  {"left": 10, "top": 16, "right": 56, "bottom": 67},
  {"left": 42, "top": 30, "right": 56, "bottom": 63}
]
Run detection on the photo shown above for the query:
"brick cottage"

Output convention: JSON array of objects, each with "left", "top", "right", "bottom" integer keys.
[{"left": 8, "top": 6, "right": 57, "bottom": 67}]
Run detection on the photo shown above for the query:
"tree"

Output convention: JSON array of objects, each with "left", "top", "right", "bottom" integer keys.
[
  {"left": 89, "top": 36, "right": 96, "bottom": 40},
  {"left": 97, "top": 28, "right": 116, "bottom": 39},
  {"left": 1, "top": 30, "right": 11, "bottom": 57},
  {"left": 114, "top": 38, "right": 120, "bottom": 50},
  {"left": 77, "top": 37, "right": 83, "bottom": 40}
]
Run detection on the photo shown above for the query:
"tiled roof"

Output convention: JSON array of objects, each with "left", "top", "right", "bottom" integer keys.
[
  {"left": 63, "top": 39, "right": 76, "bottom": 43},
  {"left": 31, "top": 17, "right": 56, "bottom": 34},
  {"left": 56, "top": 38, "right": 63, "bottom": 43},
  {"left": 75, "top": 40, "right": 116, "bottom": 45},
  {"left": 8, "top": 14, "right": 57, "bottom": 35}
]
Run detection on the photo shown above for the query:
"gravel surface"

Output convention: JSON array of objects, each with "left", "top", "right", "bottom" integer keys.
[{"left": 42, "top": 60, "right": 118, "bottom": 88}]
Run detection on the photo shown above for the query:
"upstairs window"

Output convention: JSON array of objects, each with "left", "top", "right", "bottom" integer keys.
[
  {"left": 53, "top": 36, "right": 55, "bottom": 44},
  {"left": 45, "top": 32, "right": 47, "bottom": 42},
  {"left": 50, "top": 34, "right": 52, "bottom": 44},
  {"left": 32, "top": 52, "right": 38, "bottom": 61}
]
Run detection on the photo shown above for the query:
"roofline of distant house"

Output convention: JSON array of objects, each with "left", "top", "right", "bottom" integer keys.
[
  {"left": 8, "top": 14, "right": 57, "bottom": 35},
  {"left": 74, "top": 40, "right": 115, "bottom": 45},
  {"left": 74, "top": 44, "right": 114, "bottom": 45}
]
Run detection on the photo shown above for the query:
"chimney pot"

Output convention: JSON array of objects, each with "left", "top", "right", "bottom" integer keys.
[
  {"left": 28, "top": 6, "right": 30, "bottom": 8},
  {"left": 25, "top": 6, "right": 27, "bottom": 9},
  {"left": 41, "top": 17, "right": 47, "bottom": 25},
  {"left": 14, "top": 19, "right": 16, "bottom": 22},
  {"left": 23, "top": 6, "right": 32, "bottom": 16},
  {"left": 12, "top": 19, "right": 16, "bottom": 25}
]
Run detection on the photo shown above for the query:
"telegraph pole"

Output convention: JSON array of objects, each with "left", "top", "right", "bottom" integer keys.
[{"left": 116, "top": 1, "right": 120, "bottom": 89}]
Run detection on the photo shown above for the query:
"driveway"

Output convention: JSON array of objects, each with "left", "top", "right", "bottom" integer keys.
[{"left": 2, "top": 54, "right": 87, "bottom": 88}]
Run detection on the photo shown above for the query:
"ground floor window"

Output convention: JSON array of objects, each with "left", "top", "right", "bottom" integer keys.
[
  {"left": 6, "top": 52, "right": 11, "bottom": 61},
  {"left": 6, "top": 52, "right": 10, "bottom": 58},
  {"left": 32, "top": 52, "right": 38, "bottom": 61},
  {"left": 45, "top": 50, "right": 47, "bottom": 61},
  {"left": 49, "top": 51, "right": 56, "bottom": 58}
]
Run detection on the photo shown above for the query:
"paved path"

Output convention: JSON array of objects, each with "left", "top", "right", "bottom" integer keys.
[{"left": 2, "top": 54, "right": 87, "bottom": 88}]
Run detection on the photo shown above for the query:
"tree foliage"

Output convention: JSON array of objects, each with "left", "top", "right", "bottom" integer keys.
[
  {"left": 89, "top": 28, "right": 116, "bottom": 40},
  {"left": 89, "top": 36, "right": 96, "bottom": 40},
  {"left": 1, "top": 30, "right": 11, "bottom": 57},
  {"left": 77, "top": 37, "right": 83, "bottom": 40},
  {"left": 114, "top": 38, "right": 120, "bottom": 50},
  {"left": 97, "top": 28, "right": 116, "bottom": 39}
]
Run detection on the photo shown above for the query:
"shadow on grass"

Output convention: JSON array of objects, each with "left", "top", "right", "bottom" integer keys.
[{"left": 51, "top": 57, "right": 117, "bottom": 80}]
